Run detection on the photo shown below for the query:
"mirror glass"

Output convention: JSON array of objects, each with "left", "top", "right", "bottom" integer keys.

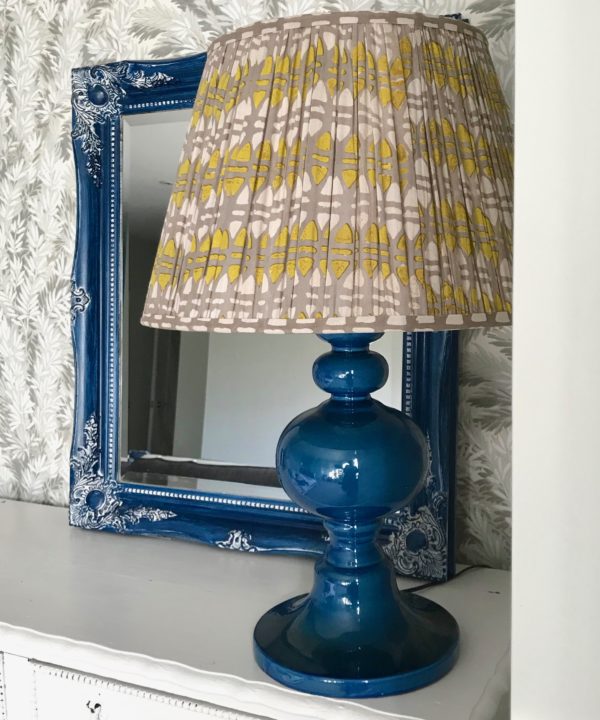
[{"left": 120, "top": 110, "right": 403, "bottom": 492}]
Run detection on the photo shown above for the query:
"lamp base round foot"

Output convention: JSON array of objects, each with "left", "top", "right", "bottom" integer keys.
[{"left": 253, "top": 592, "right": 459, "bottom": 699}]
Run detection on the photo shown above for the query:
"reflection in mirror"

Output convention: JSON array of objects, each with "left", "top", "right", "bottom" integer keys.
[{"left": 121, "top": 110, "right": 403, "bottom": 492}]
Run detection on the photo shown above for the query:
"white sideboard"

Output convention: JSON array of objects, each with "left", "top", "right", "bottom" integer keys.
[{"left": 0, "top": 500, "right": 510, "bottom": 719}]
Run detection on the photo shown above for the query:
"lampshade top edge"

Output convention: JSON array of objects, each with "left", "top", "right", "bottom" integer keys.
[{"left": 209, "top": 10, "right": 487, "bottom": 51}]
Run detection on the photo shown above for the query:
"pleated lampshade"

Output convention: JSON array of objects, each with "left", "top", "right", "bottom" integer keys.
[{"left": 141, "top": 11, "right": 513, "bottom": 334}]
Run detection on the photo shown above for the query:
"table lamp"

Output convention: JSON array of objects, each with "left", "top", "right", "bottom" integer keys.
[{"left": 141, "top": 11, "right": 512, "bottom": 699}]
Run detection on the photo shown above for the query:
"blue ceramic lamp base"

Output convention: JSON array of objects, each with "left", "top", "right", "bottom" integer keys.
[
  {"left": 254, "top": 590, "right": 458, "bottom": 698},
  {"left": 253, "top": 333, "right": 459, "bottom": 698}
]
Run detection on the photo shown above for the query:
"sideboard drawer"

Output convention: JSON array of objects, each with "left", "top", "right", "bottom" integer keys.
[
  {"left": 0, "top": 652, "right": 6, "bottom": 720},
  {"left": 31, "top": 662, "right": 270, "bottom": 720}
]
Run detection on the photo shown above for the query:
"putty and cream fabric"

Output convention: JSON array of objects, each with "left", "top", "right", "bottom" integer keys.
[{"left": 142, "top": 11, "right": 513, "bottom": 334}]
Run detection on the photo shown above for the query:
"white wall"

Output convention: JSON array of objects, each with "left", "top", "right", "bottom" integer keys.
[
  {"left": 172, "top": 333, "right": 210, "bottom": 457},
  {"left": 201, "top": 333, "right": 403, "bottom": 466},
  {"left": 512, "top": 2, "right": 600, "bottom": 718}
]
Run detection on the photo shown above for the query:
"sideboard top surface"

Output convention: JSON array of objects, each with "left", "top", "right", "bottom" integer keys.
[{"left": 0, "top": 499, "right": 509, "bottom": 720}]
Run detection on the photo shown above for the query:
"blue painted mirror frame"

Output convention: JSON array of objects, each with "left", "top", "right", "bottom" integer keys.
[{"left": 69, "top": 52, "right": 459, "bottom": 581}]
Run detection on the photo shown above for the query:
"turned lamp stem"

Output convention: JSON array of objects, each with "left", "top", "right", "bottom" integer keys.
[
  {"left": 253, "top": 333, "right": 459, "bottom": 698},
  {"left": 312, "top": 333, "right": 408, "bottom": 571}
]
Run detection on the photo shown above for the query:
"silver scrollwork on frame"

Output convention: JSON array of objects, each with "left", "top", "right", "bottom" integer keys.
[
  {"left": 70, "top": 415, "right": 175, "bottom": 532},
  {"left": 72, "top": 64, "right": 173, "bottom": 185},
  {"left": 70, "top": 282, "right": 90, "bottom": 318}
]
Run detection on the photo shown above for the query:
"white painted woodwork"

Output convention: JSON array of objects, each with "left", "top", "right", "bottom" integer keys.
[
  {"left": 513, "top": 1, "right": 600, "bottom": 719},
  {"left": 2, "top": 654, "right": 34, "bottom": 719},
  {"left": 31, "top": 663, "right": 269, "bottom": 720},
  {"left": 0, "top": 653, "right": 7, "bottom": 720},
  {"left": 0, "top": 500, "right": 509, "bottom": 719}
]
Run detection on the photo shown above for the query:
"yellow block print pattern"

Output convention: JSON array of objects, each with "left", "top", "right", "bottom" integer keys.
[{"left": 142, "top": 11, "right": 512, "bottom": 334}]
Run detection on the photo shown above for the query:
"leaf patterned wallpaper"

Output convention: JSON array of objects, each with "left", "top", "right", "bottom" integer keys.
[{"left": 0, "top": 0, "right": 513, "bottom": 569}]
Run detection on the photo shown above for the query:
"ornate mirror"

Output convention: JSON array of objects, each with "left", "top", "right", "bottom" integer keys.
[{"left": 70, "top": 53, "right": 458, "bottom": 580}]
